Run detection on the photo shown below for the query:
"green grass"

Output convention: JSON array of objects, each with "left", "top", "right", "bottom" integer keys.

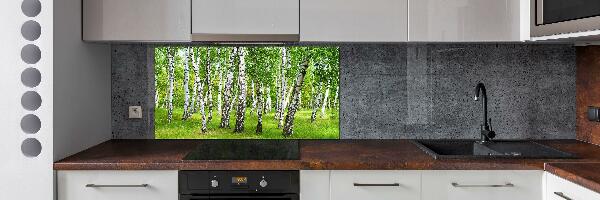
[{"left": 155, "top": 107, "right": 339, "bottom": 139}]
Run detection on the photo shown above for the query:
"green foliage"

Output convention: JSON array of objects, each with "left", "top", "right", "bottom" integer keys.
[{"left": 155, "top": 108, "right": 339, "bottom": 139}]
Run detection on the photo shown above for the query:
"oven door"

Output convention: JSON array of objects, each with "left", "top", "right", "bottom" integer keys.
[
  {"left": 180, "top": 194, "right": 299, "bottom": 200},
  {"left": 533, "top": 0, "right": 600, "bottom": 37}
]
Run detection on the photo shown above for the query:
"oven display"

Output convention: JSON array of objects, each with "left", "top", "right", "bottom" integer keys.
[{"left": 232, "top": 177, "right": 248, "bottom": 185}]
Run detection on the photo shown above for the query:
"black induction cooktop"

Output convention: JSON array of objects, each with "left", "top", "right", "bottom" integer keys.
[{"left": 183, "top": 140, "right": 300, "bottom": 160}]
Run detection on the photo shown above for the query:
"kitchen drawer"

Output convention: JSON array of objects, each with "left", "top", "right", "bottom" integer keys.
[
  {"left": 422, "top": 170, "right": 543, "bottom": 200},
  {"left": 57, "top": 170, "right": 178, "bottom": 200},
  {"left": 545, "top": 172, "right": 600, "bottom": 200},
  {"left": 330, "top": 170, "right": 420, "bottom": 200}
]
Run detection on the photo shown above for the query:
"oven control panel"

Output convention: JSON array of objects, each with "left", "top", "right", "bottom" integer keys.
[{"left": 179, "top": 170, "right": 299, "bottom": 194}]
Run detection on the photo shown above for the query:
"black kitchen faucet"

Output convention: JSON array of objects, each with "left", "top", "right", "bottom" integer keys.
[{"left": 474, "top": 83, "right": 495, "bottom": 143}]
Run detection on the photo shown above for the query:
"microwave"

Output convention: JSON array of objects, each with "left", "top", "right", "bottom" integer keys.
[{"left": 532, "top": 0, "right": 600, "bottom": 37}]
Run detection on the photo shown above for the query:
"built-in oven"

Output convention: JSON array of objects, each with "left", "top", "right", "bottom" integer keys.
[
  {"left": 179, "top": 171, "right": 299, "bottom": 200},
  {"left": 532, "top": 0, "right": 600, "bottom": 37}
]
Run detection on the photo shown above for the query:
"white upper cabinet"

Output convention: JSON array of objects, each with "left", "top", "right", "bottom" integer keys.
[
  {"left": 191, "top": 0, "right": 300, "bottom": 41},
  {"left": 300, "top": 0, "right": 409, "bottom": 42},
  {"left": 83, "top": 0, "right": 191, "bottom": 42},
  {"left": 409, "top": 0, "right": 530, "bottom": 42}
]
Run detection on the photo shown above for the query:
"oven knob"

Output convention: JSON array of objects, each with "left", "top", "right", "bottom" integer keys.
[
  {"left": 211, "top": 180, "right": 219, "bottom": 188},
  {"left": 259, "top": 179, "right": 268, "bottom": 188}
]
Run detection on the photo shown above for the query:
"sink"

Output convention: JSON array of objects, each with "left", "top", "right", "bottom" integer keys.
[{"left": 411, "top": 140, "right": 576, "bottom": 160}]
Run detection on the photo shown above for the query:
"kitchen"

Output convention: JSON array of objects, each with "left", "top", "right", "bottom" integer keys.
[{"left": 2, "top": 0, "right": 600, "bottom": 200}]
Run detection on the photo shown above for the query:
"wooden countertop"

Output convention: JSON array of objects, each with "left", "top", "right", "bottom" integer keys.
[
  {"left": 54, "top": 139, "right": 600, "bottom": 193},
  {"left": 54, "top": 139, "right": 600, "bottom": 171}
]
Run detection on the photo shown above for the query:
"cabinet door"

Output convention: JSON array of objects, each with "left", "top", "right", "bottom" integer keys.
[
  {"left": 330, "top": 171, "right": 420, "bottom": 200},
  {"left": 300, "top": 0, "right": 408, "bottom": 42},
  {"left": 422, "top": 170, "right": 543, "bottom": 200},
  {"left": 300, "top": 170, "right": 330, "bottom": 200},
  {"left": 191, "top": 0, "right": 299, "bottom": 41},
  {"left": 83, "top": 0, "right": 191, "bottom": 41},
  {"left": 57, "top": 170, "right": 178, "bottom": 200},
  {"left": 409, "top": 0, "right": 528, "bottom": 41},
  {"left": 546, "top": 172, "right": 600, "bottom": 200}
]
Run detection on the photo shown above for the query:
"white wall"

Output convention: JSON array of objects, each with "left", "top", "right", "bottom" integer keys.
[
  {"left": 53, "top": 0, "right": 111, "bottom": 161},
  {"left": 0, "top": 0, "right": 54, "bottom": 199}
]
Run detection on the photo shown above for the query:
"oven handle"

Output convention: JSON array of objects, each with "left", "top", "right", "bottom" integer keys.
[{"left": 180, "top": 194, "right": 298, "bottom": 200}]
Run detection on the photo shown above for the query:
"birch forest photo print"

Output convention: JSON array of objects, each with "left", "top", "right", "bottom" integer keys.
[{"left": 154, "top": 46, "right": 340, "bottom": 139}]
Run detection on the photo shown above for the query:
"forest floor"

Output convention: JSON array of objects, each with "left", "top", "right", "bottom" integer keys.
[{"left": 155, "top": 107, "right": 339, "bottom": 139}]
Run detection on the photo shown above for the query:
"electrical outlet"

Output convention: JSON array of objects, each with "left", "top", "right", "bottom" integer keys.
[{"left": 129, "top": 106, "right": 142, "bottom": 119}]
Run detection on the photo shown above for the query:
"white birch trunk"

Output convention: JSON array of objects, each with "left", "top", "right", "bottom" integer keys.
[
  {"left": 216, "top": 49, "right": 223, "bottom": 113},
  {"left": 283, "top": 61, "right": 309, "bottom": 137},
  {"left": 320, "top": 83, "right": 330, "bottom": 118},
  {"left": 220, "top": 47, "right": 237, "bottom": 128},
  {"left": 265, "top": 87, "right": 272, "bottom": 113},
  {"left": 311, "top": 84, "right": 322, "bottom": 123},
  {"left": 277, "top": 47, "right": 288, "bottom": 128},
  {"left": 334, "top": 85, "right": 339, "bottom": 108},
  {"left": 234, "top": 47, "right": 247, "bottom": 133},
  {"left": 274, "top": 74, "right": 279, "bottom": 119},
  {"left": 198, "top": 81, "right": 207, "bottom": 133},
  {"left": 251, "top": 80, "right": 256, "bottom": 114},
  {"left": 167, "top": 47, "right": 175, "bottom": 123},
  {"left": 182, "top": 47, "right": 191, "bottom": 120},
  {"left": 192, "top": 47, "right": 202, "bottom": 115},
  {"left": 256, "top": 84, "right": 264, "bottom": 133},
  {"left": 205, "top": 48, "right": 214, "bottom": 123}
]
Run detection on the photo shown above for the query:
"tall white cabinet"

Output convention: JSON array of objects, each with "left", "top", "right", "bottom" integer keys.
[
  {"left": 0, "top": 0, "right": 54, "bottom": 199},
  {"left": 300, "top": 0, "right": 409, "bottom": 42}
]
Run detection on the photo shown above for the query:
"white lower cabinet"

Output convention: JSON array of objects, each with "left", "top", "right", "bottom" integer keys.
[
  {"left": 545, "top": 172, "right": 600, "bottom": 200},
  {"left": 300, "top": 170, "right": 331, "bottom": 200},
  {"left": 57, "top": 170, "right": 178, "bottom": 200},
  {"left": 422, "top": 170, "right": 543, "bottom": 200},
  {"left": 330, "top": 171, "right": 421, "bottom": 200}
]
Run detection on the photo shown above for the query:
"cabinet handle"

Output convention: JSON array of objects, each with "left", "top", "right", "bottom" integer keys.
[
  {"left": 85, "top": 184, "right": 149, "bottom": 188},
  {"left": 451, "top": 182, "right": 514, "bottom": 188},
  {"left": 353, "top": 183, "right": 400, "bottom": 187},
  {"left": 554, "top": 192, "right": 573, "bottom": 200}
]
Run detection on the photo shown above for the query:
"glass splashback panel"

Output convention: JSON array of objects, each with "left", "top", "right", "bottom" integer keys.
[{"left": 154, "top": 46, "right": 339, "bottom": 139}]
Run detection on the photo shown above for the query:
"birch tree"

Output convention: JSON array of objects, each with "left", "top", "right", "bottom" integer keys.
[
  {"left": 320, "top": 82, "right": 330, "bottom": 118},
  {"left": 205, "top": 48, "right": 214, "bottom": 123},
  {"left": 276, "top": 47, "right": 288, "bottom": 128},
  {"left": 216, "top": 49, "right": 223, "bottom": 113},
  {"left": 192, "top": 47, "right": 202, "bottom": 115},
  {"left": 311, "top": 83, "right": 322, "bottom": 122},
  {"left": 283, "top": 60, "right": 309, "bottom": 137},
  {"left": 182, "top": 47, "right": 191, "bottom": 120},
  {"left": 190, "top": 47, "right": 207, "bottom": 132},
  {"left": 265, "top": 87, "right": 272, "bottom": 112},
  {"left": 255, "top": 83, "right": 264, "bottom": 133},
  {"left": 234, "top": 47, "right": 247, "bottom": 133},
  {"left": 220, "top": 47, "right": 237, "bottom": 128},
  {"left": 251, "top": 81, "right": 256, "bottom": 114},
  {"left": 167, "top": 47, "right": 175, "bottom": 123}
]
